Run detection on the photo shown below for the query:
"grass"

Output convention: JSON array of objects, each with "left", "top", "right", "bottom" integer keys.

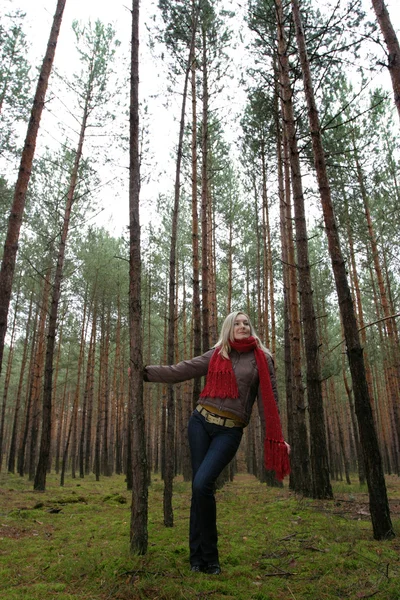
[{"left": 1, "top": 471, "right": 400, "bottom": 599}]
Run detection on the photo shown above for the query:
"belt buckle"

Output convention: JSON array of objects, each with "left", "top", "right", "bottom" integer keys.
[{"left": 205, "top": 412, "right": 222, "bottom": 426}]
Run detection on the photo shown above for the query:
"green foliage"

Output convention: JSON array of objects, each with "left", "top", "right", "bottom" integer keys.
[{"left": 0, "top": 9, "right": 32, "bottom": 159}]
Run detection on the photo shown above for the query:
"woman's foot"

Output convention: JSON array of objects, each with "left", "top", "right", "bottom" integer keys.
[
  {"left": 205, "top": 563, "right": 221, "bottom": 575},
  {"left": 190, "top": 564, "right": 204, "bottom": 573}
]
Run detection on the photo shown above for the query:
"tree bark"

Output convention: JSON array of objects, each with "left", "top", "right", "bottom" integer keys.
[
  {"left": 276, "top": 2, "right": 312, "bottom": 496},
  {"left": 129, "top": 0, "right": 148, "bottom": 555},
  {"left": 164, "top": 7, "right": 198, "bottom": 527},
  {"left": 201, "top": 22, "right": 210, "bottom": 353},
  {"left": 277, "top": 0, "right": 332, "bottom": 499},
  {"left": 290, "top": 0, "right": 394, "bottom": 538},
  {"left": 0, "top": 0, "right": 66, "bottom": 377},
  {"left": 0, "top": 280, "right": 20, "bottom": 471},
  {"left": 7, "top": 291, "right": 33, "bottom": 473},
  {"left": 34, "top": 71, "right": 91, "bottom": 491},
  {"left": 371, "top": 0, "right": 400, "bottom": 120},
  {"left": 191, "top": 7, "right": 202, "bottom": 412}
]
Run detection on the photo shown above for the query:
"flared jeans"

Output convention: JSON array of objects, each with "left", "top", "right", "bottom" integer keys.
[{"left": 187, "top": 409, "right": 243, "bottom": 567}]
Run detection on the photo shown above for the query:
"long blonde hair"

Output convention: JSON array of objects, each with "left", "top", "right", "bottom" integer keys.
[{"left": 214, "top": 311, "right": 268, "bottom": 359}]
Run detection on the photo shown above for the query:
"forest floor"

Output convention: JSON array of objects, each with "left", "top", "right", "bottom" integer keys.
[{"left": 1, "top": 471, "right": 400, "bottom": 600}]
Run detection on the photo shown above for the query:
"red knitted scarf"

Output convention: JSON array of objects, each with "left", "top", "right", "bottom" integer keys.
[{"left": 200, "top": 336, "right": 290, "bottom": 481}]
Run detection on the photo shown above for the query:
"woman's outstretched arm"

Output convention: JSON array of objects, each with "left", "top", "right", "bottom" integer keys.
[{"left": 144, "top": 349, "right": 214, "bottom": 384}]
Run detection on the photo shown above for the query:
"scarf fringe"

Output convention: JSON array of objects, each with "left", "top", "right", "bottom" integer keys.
[{"left": 264, "top": 438, "right": 291, "bottom": 481}]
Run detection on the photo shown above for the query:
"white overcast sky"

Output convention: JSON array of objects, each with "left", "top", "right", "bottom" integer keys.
[{"left": 1, "top": 0, "right": 399, "bottom": 235}]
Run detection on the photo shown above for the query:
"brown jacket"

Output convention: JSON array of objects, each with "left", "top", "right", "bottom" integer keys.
[{"left": 144, "top": 348, "right": 279, "bottom": 427}]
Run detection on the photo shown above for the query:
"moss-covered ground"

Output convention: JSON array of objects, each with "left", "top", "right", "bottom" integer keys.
[{"left": 1, "top": 471, "right": 400, "bottom": 599}]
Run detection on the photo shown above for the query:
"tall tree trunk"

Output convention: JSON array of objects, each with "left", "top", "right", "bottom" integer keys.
[
  {"left": 8, "top": 291, "right": 33, "bottom": 473},
  {"left": 276, "top": 7, "right": 312, "bottom": 496},
  {"left": 70, "top": 292, "right": 88, "bottom": 479},
  {"left": 55, "top": 350, "right": 70, "bottom": 474},
  {"left": 129, "top": 0, "right": 148, "bottom": 555},
  {"left": 290, "top": 0, "right": 394, "bottom": 539},
  {"left": 34, "top": 77, "right": 91, "bottom": 491},
  {"left": 260, "top": 145, "right": 268, "bottom": 343},
  {"left": 164, "top": 9, "right": 198, "bottom": 527},
  {"left": 201, "top": 22, "right": 210, "bottom": 353},
  {"left": 101, "top": 306, "right": 111, "bottom": 476},
  {"left": 352, "top": 144, "right": 400, "bottom": 444},
  {"left": 277, "top": 0, "right": 332, "bottom": 499},
  {"left": 29, "top": 265, "right": 52, "bottom": 480},
  {"left": 371, "top": 0, "right": 400, "bottom": 120},
  {"left": 0, "top": 0, "right": 66, "bottom": 377},
  {"left": 18, "top": 305, "right": 39, "bottom": 477},
  {"left": 85, "top": 306, "right": 97, "bottom": 476},
  {"left": 80, "top": 310, "right": 95, "bottom": 477},
  {"left": 191, "top": 7, "right": 202, "bottom": 411},
  {"left": 0, "top": 281, "right": 20, "bottom": 471},
  {"left": 276, "top": 83, "right": 293, "bottom": 489}
]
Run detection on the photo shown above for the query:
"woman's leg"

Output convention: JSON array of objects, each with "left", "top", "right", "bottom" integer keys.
[
  {"left": 188, "top": 410, "right": 243, "bottom": 567},
  {"left": 187, "top": 411, "right": 212, "bottom": 567}
]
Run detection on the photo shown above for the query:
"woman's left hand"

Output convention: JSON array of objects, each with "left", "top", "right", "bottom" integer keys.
[{"left": 284, "top": 441, "right": 291, "bottom": 455}]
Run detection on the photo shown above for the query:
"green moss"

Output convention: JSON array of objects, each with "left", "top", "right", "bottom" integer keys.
[{"left": 0, "top": 472, "right": 400, "bottom": 600}]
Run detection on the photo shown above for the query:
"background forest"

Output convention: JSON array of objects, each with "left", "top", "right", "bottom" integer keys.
[{"left": 0, "top": 0, "right": 400, "bottom": 554}]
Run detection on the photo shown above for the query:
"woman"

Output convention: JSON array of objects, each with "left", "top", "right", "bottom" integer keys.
[{"left": 144, "top": 311, "right": 290, "bottom": 575}]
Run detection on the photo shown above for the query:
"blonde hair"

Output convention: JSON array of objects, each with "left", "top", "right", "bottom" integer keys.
[{"left": 215, "top": 311, "right": 268, "bottom": 359}]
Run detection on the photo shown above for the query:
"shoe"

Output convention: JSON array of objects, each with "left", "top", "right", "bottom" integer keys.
[
  {"left": 205, "top": 563, "right": 221, "bottom": 575},
  {"left": 190, "top": 565, "right": 204, "bottom": 572}
]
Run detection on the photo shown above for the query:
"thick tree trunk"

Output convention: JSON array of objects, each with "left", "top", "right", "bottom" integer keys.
[
  {"left": 290, "top": 0, "right": 394, "bottom": 538},
  {"left": 371, "top": 0, "right": 400, "bottom": 120},
  {"left": 277, "top": 0, "right": 332, "bottom": 500},
  {"left": 0, "top": 0, "right": 66, "bottom": 377},
  {"left": 129, "top": 0, "right": 148, "bottom": 555},
  {"left": 276, "top": 7, "right": 312, "bottom": 496}
]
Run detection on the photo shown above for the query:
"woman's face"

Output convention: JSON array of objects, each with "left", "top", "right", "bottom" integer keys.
[{"left": 233, "top": 314, "right": 251, "bottom": 340}]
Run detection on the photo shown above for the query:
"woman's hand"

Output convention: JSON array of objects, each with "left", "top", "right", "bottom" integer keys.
[{"left": 284, "top": 441, "right": 291, "bottom": 455}]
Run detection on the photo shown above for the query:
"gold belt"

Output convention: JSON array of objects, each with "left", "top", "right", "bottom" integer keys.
[{"left": 196, "top": 405, "right": 242, "bottom": 428}]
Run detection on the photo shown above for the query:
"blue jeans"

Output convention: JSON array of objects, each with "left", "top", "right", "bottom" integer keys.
[{"left": 187, "top": 409, "right": 243, "bottom": 566}]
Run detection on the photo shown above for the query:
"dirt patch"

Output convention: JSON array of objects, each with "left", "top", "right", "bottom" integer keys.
[
  {"left": 312, "top": 496, "right": 400, "bottom": 521},
  {"left": 0, "top": 523, "right": 55, "bottom": 540}
]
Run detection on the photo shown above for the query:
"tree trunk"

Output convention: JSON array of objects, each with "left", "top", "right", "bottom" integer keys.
[
  {"left": 0, "top": 280, "right": 20, "bottom": 471},
  {"left": 290, "top": 0, "right": 394, "bottom": 539},
  {"left": 276, "top": 9, "right": 311, "bottom": 496},
  {"left": 101, "top": 306, "right": 111, "bottom": 477},
  {"left": 164, "top": 8, "right": 198, "bottom": 527},
  {"left": 201, "top": 22, "right": 210, "bottom": 353},
  {"left": 7, "top": 291, "right": 33, "bottom": 473},
  {"left": 34, "top": 78, "right": 91, "bottom": 491},
  {"left": 191, "top": 10, "right": 202, "bottom": 411},
  {"left": 277, "top": 0, "right": 332, "bottom": 500},
  {"left": 129, "top": 0, "right": 148, "bottom": 555},
  {"left": 371, "top": 0, "right": 400, "bottom": 120},
  {"left": 0, "top": 0, "right": 66, "bottom": 377}
]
